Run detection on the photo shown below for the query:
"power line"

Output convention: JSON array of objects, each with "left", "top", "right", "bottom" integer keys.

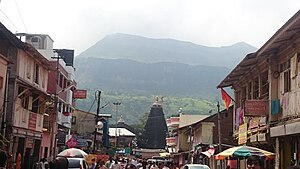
[
  {"left": 14, "top": 0, "right": 27, "bottom": 32},
  {"left": 0, "top": 8, "right": 19, "bottom": 31}
]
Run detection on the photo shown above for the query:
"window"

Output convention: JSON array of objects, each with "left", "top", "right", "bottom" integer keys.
[
  {"left": 260, "top": 71, "right": 269, "bottom": 99},
  {"left": 27, "top": 58, "right": 31, "bottom": 79},
  {"left": 253, "top": 77, "right": 259, "bottom": 99},
  {"left": 0, "top": 76, "right": 4, "bottom": 89},
  {"left": 247, "top": 82, "right": 252, "bottom": 99},
  {"left": 22, "top": 96, "right": 29, "bottom": 109},
  {"left": 34, "top": 64, "right": 39, "bottom": 84},
  {"left": 59, "top": 74, "right": 63, "bottom": 88},
  {"left": 32, "top": 93, "right": 39, "bottom": 113},
  {"left": 241, "top": 86, "right": 246, "bottom": 102},
  {"left": 235, "top": 91, "right": 241, "bottom": 108},
  {"left": 71, "top": 116, "right": 76, "bottom": 124},
  {"left": 280, "top": 59, "right": 291, "bottom": 93}
]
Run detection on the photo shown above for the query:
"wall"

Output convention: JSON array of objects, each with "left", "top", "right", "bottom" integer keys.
[
  {"left": 0, "top": 55, "right": 7, "bottom": 114},
  {"left": 17, "top": 50, "right": 49, "bottom": 93},
  {"left": 14, "top": 98, "right": 44, "bottom": 132},
  {"left": 72, "top": 109, "right": 95, "bottom": 136}
]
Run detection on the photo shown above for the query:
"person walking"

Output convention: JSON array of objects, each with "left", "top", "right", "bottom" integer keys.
[
  {"left": 90, "top": 159, "right": 97, "bottom": 169},
  {"left": 106, "top": 158, "right": 114, "bottom": 169},
  {"left": 110, "top": 159, "right": 121, "bottom": 169},
  {"left": 246, "top": 156, "right": 264, "bottom": 169}
]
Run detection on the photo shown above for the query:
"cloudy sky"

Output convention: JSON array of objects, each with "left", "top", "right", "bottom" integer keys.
[{"left": 0, "top": 0, "right": 299, "bottom": 55}]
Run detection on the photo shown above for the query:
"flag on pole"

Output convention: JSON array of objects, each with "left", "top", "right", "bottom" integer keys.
[{"left": 221, "top": 88, "right": 231, "bottom": 110}]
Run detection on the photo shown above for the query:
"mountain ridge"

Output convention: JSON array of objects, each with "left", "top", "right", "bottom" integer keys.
[{"left": 77, "top": 33, "right": 257, "bottom": 68}]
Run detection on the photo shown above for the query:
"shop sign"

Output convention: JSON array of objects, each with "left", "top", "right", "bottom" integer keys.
[
  {"left": 250, "top": 134, "right": 257, "bottom": 142},
  {"left": 238, "top": 123, "right": 247, "bottom": 145},
  {"left": 73, "top": 89, "right": 87, "bottom": 99},
  {"left": 286, "top": 121, "right": 300, "bottom": 135},
  {"left": 259, "top": 117, "right": 267, "bottom": 126},
  {"left": 249, "top": 117, "right": 260, "bottom": 129},
  {"left": 77, "top": 138, "right": 88, "bottom": 147},
  {"left": 28, "top": 113, "right": 37, "bottom": 130},
  {"left": 257, "top": 133, "right": 266, "bottom": 142},
  {"left": 26, "top": 137, "right": 34, "bottom": 148},
  {"left": 270, "top": 125, "right": 285, "bottom": 137},
  {"left": 66, "top": 137, "right": 78, "bottom": 148},
  {"left": 245, "top": 100, "right": 268, "bottom": 116}
]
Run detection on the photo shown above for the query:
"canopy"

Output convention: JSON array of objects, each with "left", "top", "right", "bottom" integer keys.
[
  {"left": 215, "top": 145, "right": 274, "bottom": 160},
  {"left": 58, "top": 148, "right": 88, "bottom": 158}
]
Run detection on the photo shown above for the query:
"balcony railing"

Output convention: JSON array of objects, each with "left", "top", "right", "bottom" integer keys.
[
  {"left": 170, "top": 117, "right": 180, "bottom": 127},
  {"left": 166, "top": 137, "right": 176, "bottom": 146}
]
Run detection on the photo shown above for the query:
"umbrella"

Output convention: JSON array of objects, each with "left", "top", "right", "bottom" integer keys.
[
  {"left": 215, "top": 145, "right": 274, "bottom": 160},
  {"left": 58, "top": 148, "right": 88, "bottom": 158}
]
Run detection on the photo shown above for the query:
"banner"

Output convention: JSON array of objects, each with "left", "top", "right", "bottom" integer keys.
[{"left": 238, "top": 123, "right": 247, "bottom": 145}]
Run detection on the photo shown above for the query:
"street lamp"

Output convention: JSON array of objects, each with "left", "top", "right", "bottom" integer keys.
[{"left": 113, "top": 102, "right": 121, "bottom": 149}]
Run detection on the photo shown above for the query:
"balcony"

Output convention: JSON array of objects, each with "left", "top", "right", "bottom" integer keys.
[
  {"left": 170, "top": 117, "right": 180, "bottom": 127},
  {"left": 166, "top": 137, "right": 177, "bottom": 146},
  {"left": 166, "top": 118, "right": 171, "bottom": 127}
]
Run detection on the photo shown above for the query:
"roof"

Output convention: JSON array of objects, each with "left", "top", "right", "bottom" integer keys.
[
  {"left": 179, "top": 114, "right": 209, "bottom": 128},
  {"left": 0, "top": 22, "right": 25, "bottom": 49},
  {"left": 109, "top": 127, "right": 135, "bottom": 137},
  {"left": 75, "top": 109, "right": 112, "bottom": 118},
  {"left": 218, "top": 10, "right": 300, "bottom": 88},
  {"left": 0, "top": 23, "right": 51, "bottom": 68}
]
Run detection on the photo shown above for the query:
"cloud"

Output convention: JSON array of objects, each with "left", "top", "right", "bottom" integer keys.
[{"left": 0, "top": 0, "right": 299, "bottom": 55}]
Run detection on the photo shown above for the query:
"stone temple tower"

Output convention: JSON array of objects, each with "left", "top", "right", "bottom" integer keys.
[{"left": 141, "top": 96, "right": 167, "bottom": 149}]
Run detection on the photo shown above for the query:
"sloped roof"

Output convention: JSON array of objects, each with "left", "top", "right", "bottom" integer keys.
[
  {"left": 179, "top": 114, "right": 209, "bottom": 128},
  {"left": 218, "top": 10, "right": 300, "bottom": 88},
  {"left": 109, "top": 127, "right": 135, "bottom": 137}
]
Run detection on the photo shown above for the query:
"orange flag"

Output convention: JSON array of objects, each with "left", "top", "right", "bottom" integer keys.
[{"left": 221, "top": 88, "right": 231, "bottom": 110}]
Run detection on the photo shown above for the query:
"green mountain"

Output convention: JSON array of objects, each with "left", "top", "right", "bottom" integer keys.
[
  {"left": 77, "top": 33, "right": 257, "bottom": 68},
  {"left": 75, "top": 57, "right": 230, "bottom": 97},
  {"left": 74, "top": 34, "right": 257, "bottom": 124}
]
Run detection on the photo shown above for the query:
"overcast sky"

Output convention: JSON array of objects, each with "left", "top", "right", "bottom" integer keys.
[{"left": 0, "top": 0, "right": 299, "bottom": 56}]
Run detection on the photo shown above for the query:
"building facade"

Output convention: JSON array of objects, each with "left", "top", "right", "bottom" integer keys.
[
  {"left": 16, "top": 33, "right": 77, "bottom": 158},
  {"left": 4, "top": 33, "right": 51, "bottom": 169},
  {"left": 218, "top": 10, "right": 300, "bottom": 169}
]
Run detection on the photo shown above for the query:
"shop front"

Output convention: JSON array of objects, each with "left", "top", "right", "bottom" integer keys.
[
  {"left": 270, "top": 120, "right": 300, "bottom": 169},
  {"left": 12, "top": 127, "right": 42, "bottom": 169}
]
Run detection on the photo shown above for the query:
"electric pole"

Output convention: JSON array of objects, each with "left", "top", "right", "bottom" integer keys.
[
  {"left": 93, "top": 90, "right": 101, "bottom": 153},
  {"left": 217, "top": 101, "right": 222, "bottom": 169}
]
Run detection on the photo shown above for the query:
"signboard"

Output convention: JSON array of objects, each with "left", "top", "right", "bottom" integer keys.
[
  {"left": 249, "top": 117, "right": 260, "bottom": 129},
  {"left": 73, "top": 89, "right": 87, "bottom": 99},
  {"left": 28, "top": 113, "right": 37, "bottom": 130},
  {"left": 238, "top": 123, "right": 247, "bottom": 145},
  {"left": 245, "top": 100, "right": 268, "bottom": 116},
  {"left": 66, "top": 137, "right": 78, "bottom": 148},
  {"left": 258, "top": 133, "right": 266, "bottom": 142},
  {"left": 26, "top": 137, "right": 34, "bottom": 148}
]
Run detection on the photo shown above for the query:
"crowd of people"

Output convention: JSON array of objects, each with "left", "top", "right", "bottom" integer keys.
[{"left": 89, "top": 157, "right": 176, "bottom": 169}]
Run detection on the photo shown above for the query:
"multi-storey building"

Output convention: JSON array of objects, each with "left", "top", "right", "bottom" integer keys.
[
  {"left": 218, "top": 10, "right": 300, "bottom": 169},
  {"left": 16, "top": 33, "right": 76, "bottom": 158},
  {"left": 0, "top": 30, "right": 51, "bottom": 169}
]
